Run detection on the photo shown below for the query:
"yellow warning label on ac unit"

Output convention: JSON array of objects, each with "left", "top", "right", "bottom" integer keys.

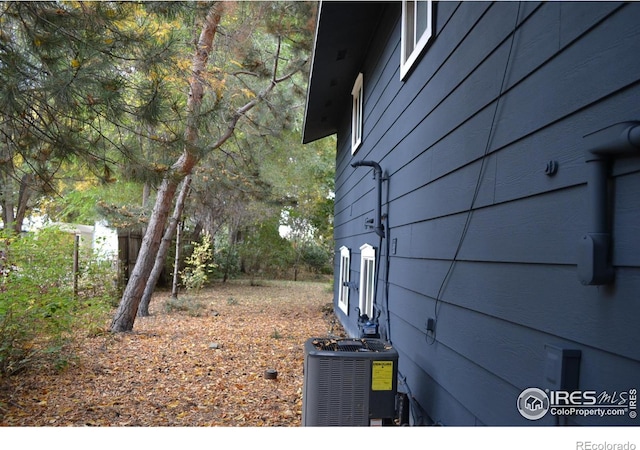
[{"left": 371, "top": 361, "right": 393, "bottom": 391}]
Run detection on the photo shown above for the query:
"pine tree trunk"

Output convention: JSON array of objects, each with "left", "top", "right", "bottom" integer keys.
[
  {"left": 110, "top": 177, "right": 179, "bottom": 331},
  {"left": 109, "top": 4, "right": 223, "bottom": 332},
  {"left": 0, "top": 169, "right": 31, "bottom": 234},
  {"left": 171, "top": 220, "right": 182, "bottom": 299},
  {"left": 14, "top": 173, "right": 33, "bottom": 234},
  {"left": 138, "top": 175, "right": 191, "bottom": 316},
  {"left": 109, "top": 2, "right": 305, "bottom": 332}
]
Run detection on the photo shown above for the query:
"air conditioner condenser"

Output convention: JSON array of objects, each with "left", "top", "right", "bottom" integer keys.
[{"left": 302, "top": 337, "right": 399, "bottom": 426}]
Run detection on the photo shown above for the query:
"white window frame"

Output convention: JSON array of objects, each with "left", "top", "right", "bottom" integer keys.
[
  {"left": 400, "top": 0, "right": 433, "bottom": 80},
  {"left": 338, "top": 246, "right": 350, "bottom": 314},
  {"left": 351, "top": 72, "right": 364, "bottom": 153},
  {"left": 359, "top": 243, "right": 376, "bottom": 319}
]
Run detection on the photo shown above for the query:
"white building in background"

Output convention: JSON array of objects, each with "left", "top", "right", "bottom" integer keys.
[
  {"left": 92, "top": 220, "right": 118, "bottom": 260},
  {"left": 48, "top": 220, "right": 118, "bottom": 261}
]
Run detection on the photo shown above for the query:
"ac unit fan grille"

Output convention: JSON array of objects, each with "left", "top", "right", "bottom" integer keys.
[
  {"left": 317, "top": 358, "right": 368, "bottom": 425},
  {"left": 310, "top": 338, "right": 391, "bottom": 353}
]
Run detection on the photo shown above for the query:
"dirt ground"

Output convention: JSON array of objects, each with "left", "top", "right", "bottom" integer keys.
[{"left": 0, "top": 279, "right": 346, "bottom": 427}]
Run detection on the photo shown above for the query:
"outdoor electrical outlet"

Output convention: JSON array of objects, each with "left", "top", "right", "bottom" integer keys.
[{"left": 426, "top": 318, "right": 436, "bottom": 332}]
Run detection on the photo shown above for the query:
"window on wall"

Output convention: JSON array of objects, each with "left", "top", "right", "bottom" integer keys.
[
  {"left": 359, "top": 244, "right": 376, "bottom": 319},
  {"left": 338, "top": 246, "right": 350, "bottom": 314},
  {"left": 401, "top": 0, "right": 433, "bottom": 80},
  {"left": 351, "top": 72, "right": 364, "bottom": 153}
]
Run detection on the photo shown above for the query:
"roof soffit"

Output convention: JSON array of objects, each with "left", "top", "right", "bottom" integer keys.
[{"left": 302, "top": 2, "right": 388, "bottom": 144}]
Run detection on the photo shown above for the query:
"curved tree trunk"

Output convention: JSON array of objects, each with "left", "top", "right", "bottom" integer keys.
[
  {"left": 171, "top": 219, "right": 182, "bottom": 299},
  {"left": 138, "top": 175, "right": 192, "bottom": 316},
  {"left": 14, "top": 173, "right": 33, "bottom": 233},
  {"left": 0, "top": 169, "right": 33, "bottom": 234},
  {"left": 110, "top": 177, "right": 179, "bottom": 331},
  {"left": 110, "top": 4, "right": 223, "bottom": 332},
  {"left": 109, "top": 2, "right": 306, "bottom": 332}
]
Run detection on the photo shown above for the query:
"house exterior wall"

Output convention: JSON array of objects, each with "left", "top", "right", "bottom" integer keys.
[{"left": 331, "top": 1, "right": 640, "bottom": 425}]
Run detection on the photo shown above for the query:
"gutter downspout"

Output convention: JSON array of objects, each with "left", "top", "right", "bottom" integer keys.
[{"left": 579, "top": 121, "right": 640, "bottom": 285}]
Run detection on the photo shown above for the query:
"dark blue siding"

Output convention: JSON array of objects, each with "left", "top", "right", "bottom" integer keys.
[{"left": 331, "top": 1, "right": 640, "bottom": 425}]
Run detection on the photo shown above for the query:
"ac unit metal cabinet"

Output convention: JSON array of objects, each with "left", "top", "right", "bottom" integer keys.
[{"left": 302, "top": 337, "right": 398, "bottom": 426}]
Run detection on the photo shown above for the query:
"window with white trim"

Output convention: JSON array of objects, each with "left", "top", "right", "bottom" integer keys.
[
  {"left": 400, "top": 0, "right": 433, "bottom": 80},
  {"left": 359, "top": 243, "right": 376, "bottom": 319},
  {"left": 338, "top": 246, "right": 350, "bottom": 314},
  {"left": 351, "top": 72, "right": 364, "bottom": 153}
]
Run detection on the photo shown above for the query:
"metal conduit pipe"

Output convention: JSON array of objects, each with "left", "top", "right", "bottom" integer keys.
[
  {"left": 579, "top": 121, "right": 640, "bottom": 285},
  {"left": 351, "top": 160, "right": 385, "bottom": 238}
]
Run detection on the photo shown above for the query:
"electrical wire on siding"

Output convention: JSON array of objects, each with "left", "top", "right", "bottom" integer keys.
[{"left": 429, "top": 1, "right": 523, "bottom": 345}]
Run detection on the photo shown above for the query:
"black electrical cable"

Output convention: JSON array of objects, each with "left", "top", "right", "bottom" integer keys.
[
  {"left": 429, "top": 1, "right": 522, "bottom": 345},
  {"left": 384, "top": 213, "right": 391, "bottom": 343},
  {"left": 372, "top": 175, "right": 392, "bottom": 344},
  {"left": 398, "top": 370, "right": 427, "bottom": 425},
  {"left": 373, "top": 232, "right": 383, "bottom": 331}
]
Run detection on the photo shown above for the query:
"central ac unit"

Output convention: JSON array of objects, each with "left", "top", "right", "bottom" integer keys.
[{"left": 302, "top": 337, "right": 398, "bottom": 426}]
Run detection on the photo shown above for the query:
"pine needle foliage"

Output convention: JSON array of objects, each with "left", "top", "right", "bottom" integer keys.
[{"left": 0, "top": 1, "right": 196, "bottom": 229}]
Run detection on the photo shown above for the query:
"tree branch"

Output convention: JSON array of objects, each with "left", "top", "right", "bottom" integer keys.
[{"left": 205, "top": 46, "right": 308, "bottom": 154}]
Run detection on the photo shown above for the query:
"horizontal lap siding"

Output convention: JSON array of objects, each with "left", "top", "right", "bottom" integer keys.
[
  {"left": 332, "top": 1, "right": 640, "bottom": 425},
  {"left": 393, "top": 186, "right": 585, "bottom": 264},
  {"left": 390, "top": 260, "right": 640, "bottom": 362},
  {"left": 388, "top": 278, "right": 640, "bottom": 426}
]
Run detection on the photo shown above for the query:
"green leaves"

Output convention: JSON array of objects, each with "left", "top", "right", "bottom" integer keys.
[
  {"left": 181, "top": 233, "right": 216, "bottom": 292},
  {"left": 1, "top": 1, "right": 331, "bottom": 290},
  {"left": 0, "top": 227, "right": 114, "bottom": 377}
]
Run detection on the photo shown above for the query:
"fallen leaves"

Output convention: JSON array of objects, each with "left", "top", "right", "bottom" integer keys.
[{"left": 0, "top": 279, "right": 345, "bottom": 427}]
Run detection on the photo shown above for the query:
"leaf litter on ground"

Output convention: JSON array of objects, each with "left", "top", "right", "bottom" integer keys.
[{"left": 0, "top": 279, "right": 346, "bottom": 426}]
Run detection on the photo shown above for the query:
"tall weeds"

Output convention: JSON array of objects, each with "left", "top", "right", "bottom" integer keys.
[{"left": 0, "top": 227, "right": 115, "bottom": 376}]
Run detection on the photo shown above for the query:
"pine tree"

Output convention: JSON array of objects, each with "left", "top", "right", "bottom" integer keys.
[
  {"left": 0, "top": 2, "right": 194, "bottom": 231},
  {"left": 110, "top": 2, "right": 314, "bottom": 331}
]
